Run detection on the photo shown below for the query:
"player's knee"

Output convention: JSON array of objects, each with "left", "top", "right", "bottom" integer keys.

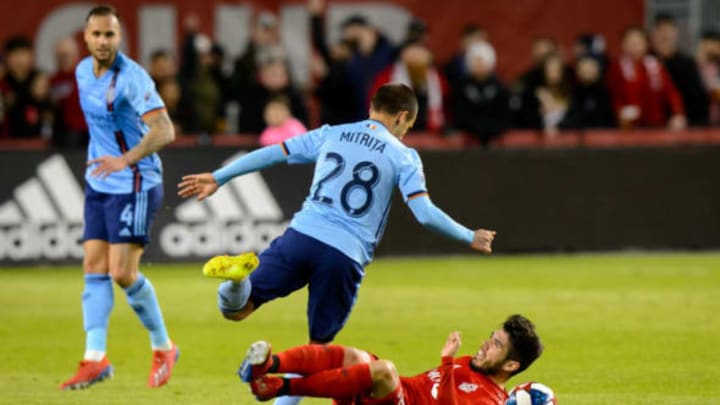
[
  {"left": 370, "top": 360, "right": 399, "bottom": 387},
  {"left": 108, "top": 263, "right": 136, "bottom": 288},
  {"left": 343, "top": 347, "right": 372, "bottom": 366},
  {"left": 82, "top": 255, "right": 107, "bottom": 274}
]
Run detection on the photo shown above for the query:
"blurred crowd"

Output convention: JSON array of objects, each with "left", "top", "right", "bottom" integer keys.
[{"left": 1, "top": 3, "right": 720, "bottom": 148}]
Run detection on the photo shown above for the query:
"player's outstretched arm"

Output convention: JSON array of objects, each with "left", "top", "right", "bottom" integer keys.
[
  {"left": 407, "top": 196, "right": 496, "bottom": 254},
  {"left": 178, "top": 144, "right": 288, "bottom": 200},
  {"left": 88, "top": 109, "right": 175, "bottom": 178},
  {"left": 437, "top": 331, "right": 462, "bottom": 405}
]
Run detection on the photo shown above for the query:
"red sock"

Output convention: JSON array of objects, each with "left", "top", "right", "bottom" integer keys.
[
  {"left": 276, "top": 344, "right": 346, "bottom": 374},
  {"left": 288, "top": 363, "right": 373, "bottom": 398}
]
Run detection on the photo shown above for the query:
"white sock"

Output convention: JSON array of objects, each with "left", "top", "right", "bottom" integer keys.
[
  {"left": 83, "top": 349, "right": 105, "bottom": 361},
  {"left": 152, "top": 339, "right": 174, "bottom": 351}
]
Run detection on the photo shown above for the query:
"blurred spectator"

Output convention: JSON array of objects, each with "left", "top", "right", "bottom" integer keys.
[
  {"left": 341, "top": 14, "right": 396, "bottom": 120},
  {"left": 696, "top": 31, "right": 720, "bottom": 125},
  {"left": 231, "top": 11, "right": 286, "bottom": 100},
  {"left": 510, "top": 36, "right": 559, "bottom": 129},
  {"left": 237, "top": 59, "right": 308, "bottom": 134},
  {"left": 607, "top": 26, "right": 686, "bottom": 130},
  {"left": 404, "top": 17, "right": 429, "bottom": 45},
  {"left": 651, "top": 14, "right": 709, "bottom": 126},
  {"left": 50, "top": 37, "right": 87, "bottom": 147},
  {"left": 308, "top": 0, "right": 357, "bottom": 124},
  {"left": 574, "top": 33, "right": 609, "bottom": 74},
  {"left": 450, "top": 41, "right": 509, "bottom": 146},
  {"left": 157, "top": 79, "right": 183, "bottom": 134},
  {"left": 148, "top": 49, "right": 177, "bottom": 87},
  {"left": 27, "top": 73, "right": 54, "bottom": 139},
  {"left": 560, "top": 55, "right": 615, "bottom": 129},
  {"left": 259, "top": 94, "right": 308, "bottom": 146},
  {"left": 444, "top": 24, "right": 488, "bottom": 89},
  {"left": 179, "top": 16, "right": 223, "bottom": 134},
  {"left": 536, "top": 53, "right": 572, "bottom": 135},
  {"left": 370, "top": 40, "right": 447, "bottom": 132},
  {"left": 0, "top": 35, "right": 41, "bottom": 138}
]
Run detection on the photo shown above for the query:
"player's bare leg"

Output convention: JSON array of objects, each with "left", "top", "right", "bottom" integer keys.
[{"left": 109, "top": 243, "right": 178, "bottom": 387}]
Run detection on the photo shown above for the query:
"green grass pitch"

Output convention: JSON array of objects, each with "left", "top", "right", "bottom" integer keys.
[{"left": 1, "top": 253, "right": 719, "bottom": 404}]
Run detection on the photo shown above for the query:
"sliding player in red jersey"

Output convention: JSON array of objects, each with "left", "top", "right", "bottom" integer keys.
[{"left": 241, "top": 314, "right": 542, "bottom": 404}]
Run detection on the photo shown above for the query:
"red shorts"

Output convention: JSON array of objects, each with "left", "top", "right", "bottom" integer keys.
[{"left": 332, "top": 378, "right": 426, "bottom": 405}]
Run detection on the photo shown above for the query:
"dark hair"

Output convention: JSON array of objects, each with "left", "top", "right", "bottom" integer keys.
[
  {"left": 150, "top": 49, "right": 172, "bottom": 62},
  {"left": 4, "top": 35, "right": 32, "bottom": 53},
  {"left": 86, "top": 5, "right": 120, "bottom": 22},
  {"left": 701, "top": 30, "right": 720, "bottom": 41},
  {"left": 503, "top": 314, "right": 543, "bottom": 377},
  {"left": 267, "top": 93, "right": 290, "bottom": 107},
  {"left": 463, "top": 24, "right": 485, "bottom": 37},
  {"left": 370, "top": 83, "right": 418, "bottom": 119},
  {"left": 341, "top": 15, "right": 370, "bottom": 30},
  {"left": 653, "top": 12, "right": 676, "bottom": 27}
]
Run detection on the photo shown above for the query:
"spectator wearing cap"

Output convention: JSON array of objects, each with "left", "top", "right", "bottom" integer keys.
[
  {"left": 231, "top": 11, "right": 286, "bottom": 102},
  {"left": 696, "top": 31, "right": 720, "bottom": 124},
  {"left": 449, "top": 40, "right": 509, "bottom": 146},
  {"left": 574, "top": 33, "right": 609, "bottom": 76},
  {"left": 50, "top": 37, "right": 88, "bottom": 147},
  {"left": 308, "top": 0, "right": 357, "bottom": 124},
  {"left": 444, "top": 24, "right": 488, "bottom": 90},
  {"left": 651, "top": 14, "right": 709, "bottom": 126},
  {"left": 560, "top": 55, "right": 615, "bottom": 129},
  {"left": 607, "top": 26, "right": 686, "bottom": 130},
  {"left": 341, "top": 13, "right": 396, "bottom": 120},
  {"left": 0, "top": 35, "right": 42, "bottom": 138},
  {"left": 370, "top": 40, "right": 448, "bottom": 132}
]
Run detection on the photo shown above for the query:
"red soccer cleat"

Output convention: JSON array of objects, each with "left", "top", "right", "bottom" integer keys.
[
  {"left": 148, "top": 343, "right": 180, "bottom": 387},
  {"left": 250, "top": 376, "right": 285, "bottom": 401},
  {"left": 238, "top": 340, "right": 274, "bottom": 382},
  {"left": 60, "top": 357, "right": 113, "bottom": 390}
]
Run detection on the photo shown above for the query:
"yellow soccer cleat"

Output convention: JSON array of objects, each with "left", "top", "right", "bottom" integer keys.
[{"left": 202, "top": 252, "right": 259, "bottom": 282}]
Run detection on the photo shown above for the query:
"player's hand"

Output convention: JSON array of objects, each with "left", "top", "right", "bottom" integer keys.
[
  {"left": 470, "top": 229, "right": 496, "bottom": 254},
  {"left": 178, "top": 173, "right": 219, "bottom": 201},
  {"left": 87, "top": 155, "right": 129, "bottom": 179},
  {"left": 441, "top": 331, "right": 462, "bottom": 357}
]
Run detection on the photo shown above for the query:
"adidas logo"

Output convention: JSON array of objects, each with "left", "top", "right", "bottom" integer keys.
[
  {"left": 158, "top": 152, "right": 288, "bottom": 258},
  {"left": 0, "top": 154, "right": 85, "bottom": 260}
]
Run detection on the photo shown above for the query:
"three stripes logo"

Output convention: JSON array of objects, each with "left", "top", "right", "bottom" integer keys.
[
  {"left": 0, "top": 154, "right": 84, "bottom": 260},
  {"left": 159, "top": 152, "right": 288, "bottom": 257}
]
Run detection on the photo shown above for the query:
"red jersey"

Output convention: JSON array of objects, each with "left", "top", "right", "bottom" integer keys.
[
  {"left": 607, "top": 55, "right": 685, "bottom": 127},
  {"left": 400, "top": 356, "right": 508, "bottom": 405}
]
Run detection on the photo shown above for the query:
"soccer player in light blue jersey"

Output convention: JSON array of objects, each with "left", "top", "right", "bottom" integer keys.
[
  {"left": 61, "top": 5, "right": 178, "bottom": 390},
  {"left": 179, "top": 83, "right": 494, "bottom": 404}
]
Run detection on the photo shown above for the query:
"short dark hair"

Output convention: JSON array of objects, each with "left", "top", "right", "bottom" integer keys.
[
  {"left": 503, "top": 314, "right": 543, "bottom": 376},
  {"left": 341, "top": 15, "right": 369, "bottom": 30},
  {"left": 370, "top": 83, "right": 418, "bottom": 119},
  {"left": 4, "top": 35, "right": 32, "bottom": 53},
  {"left": 701, "top": 30, "right": 720, "bottom": 41},
  {"left": 653, "top": 12, "right": 676, "bottom": 27},
  {"left": 86, "top": 5, "right": 120, "bottom": 22}
]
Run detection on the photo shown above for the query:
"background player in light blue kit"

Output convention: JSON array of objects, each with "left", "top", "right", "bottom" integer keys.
[
  {"left": 178, "top": 83, "right": 495, "bottom": 403},
  {"left": 61, "top": 5, "right": 178, "bottom": 390}
]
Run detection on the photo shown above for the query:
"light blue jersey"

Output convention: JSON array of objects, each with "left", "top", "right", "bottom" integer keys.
[
  {"left": 76, "top": 51, "right": 165, "bottom": 194},
  {"left": 282, "top": 120, "right": 428, "bottom": 265}
]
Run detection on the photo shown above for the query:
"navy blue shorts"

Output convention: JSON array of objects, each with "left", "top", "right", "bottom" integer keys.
[
  {"left": 249, "top": 228, "right": 365, "bottom": 343},
  {"left": 82, "top": 184, "right": 163, "bottom": 245}
]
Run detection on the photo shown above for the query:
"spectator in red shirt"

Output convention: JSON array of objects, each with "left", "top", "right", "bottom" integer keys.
[
  {"left": 607, "top": 26, "right": 686, "bottom": 130},
  {"left": 370, "top": 40, "right": 448, "bottom": 133},
  {"left": 50, "top": 37, "right": 87, "bottom": 146}
]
